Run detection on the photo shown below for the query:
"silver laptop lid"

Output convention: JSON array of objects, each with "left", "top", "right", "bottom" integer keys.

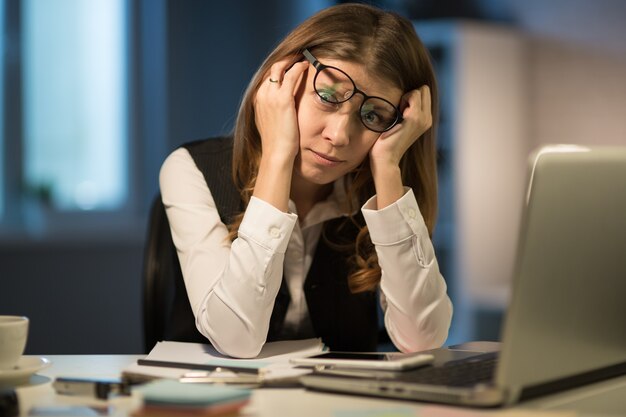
[{"left": 496, "top": 145, "right": 626, "bottom": 400}]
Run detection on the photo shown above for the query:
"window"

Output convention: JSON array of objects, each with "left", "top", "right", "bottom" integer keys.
[
  {"left": 22, "top": 0, "right": 127, "bottom": 211},
  {"left": 0, "top": 0, "right": 147, "bottom": 237}
]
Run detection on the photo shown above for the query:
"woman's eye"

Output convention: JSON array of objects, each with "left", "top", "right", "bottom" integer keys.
[
  {"left": 317, "top": 88, "right": 339, "bottom": 103},
  {"left": 315, "top": 90, "right": 339, "bottom": 109},
  {"left": 362, "top": 110, "right": 381, "bottom": 125}
]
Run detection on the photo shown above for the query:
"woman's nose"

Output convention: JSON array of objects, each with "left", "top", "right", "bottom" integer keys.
[{"left": 322, "top": 110, "right": 355, "bottom": 147}]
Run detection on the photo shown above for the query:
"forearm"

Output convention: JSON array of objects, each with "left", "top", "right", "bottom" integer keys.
[
  {"left": 196, "top": 217, "right": 291, "bottom": 357},
  {"left": 253, "top": 153, "right": 294, "bottom": 213},
  {"left": 189, "top": 197, "right": 296, "bottom": 358},
  {"left": 379, "top": 244, "right": 452, "bottom": 352},
  {"left": 160, "top": 150, "right": 296, "bottom": 358},
  {"left": 371, "top": 161, "right": 404, "bottom": 210},
  {"left": 362, "top": 189, "right": 453, "bottom": 352}
]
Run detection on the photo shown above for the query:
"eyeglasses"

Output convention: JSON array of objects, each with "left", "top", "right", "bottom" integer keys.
[{"left": 302, "top": 49, "right": 403, "bottom": 133}]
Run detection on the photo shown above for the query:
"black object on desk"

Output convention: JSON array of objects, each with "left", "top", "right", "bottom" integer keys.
[
  {"left": 0, "top": 389, "right": 18, "bottom": 417},
  {"left": 53, "top": 377, "right": 131, "bottom": 399}
]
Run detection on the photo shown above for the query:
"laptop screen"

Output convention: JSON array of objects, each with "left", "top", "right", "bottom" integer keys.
[{"left": 496, "top": 146, "right": 626, "bottom": 395}]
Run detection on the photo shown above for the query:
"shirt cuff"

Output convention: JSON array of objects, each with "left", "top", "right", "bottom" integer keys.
[
  {"left": 361, "top": 188, "right": 427, "bottom": 245},
  {"left": 238, "top": 196, "right": 298, "bottom": 253}
]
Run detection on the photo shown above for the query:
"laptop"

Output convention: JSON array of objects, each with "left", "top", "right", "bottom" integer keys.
[{"left": 300, "top": 145, "right": 626, "bottom": 407}]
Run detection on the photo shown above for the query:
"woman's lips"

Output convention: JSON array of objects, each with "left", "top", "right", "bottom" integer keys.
[{"left": 310, "top": 149, "right": 344, "bottom": 166}]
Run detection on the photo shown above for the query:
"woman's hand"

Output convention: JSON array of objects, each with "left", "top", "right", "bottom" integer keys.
[
  {"left": 368, "top": 85, "right": 433, "bottom": 209},
  {"left": 369, "top": 85, "right": 432, "bottom": 169},
  {"left": 252, "top": 58, "right": 308, "bottom": 213},
  {"left": 254, "top": 59, "right": 309, "bottom": 164}
]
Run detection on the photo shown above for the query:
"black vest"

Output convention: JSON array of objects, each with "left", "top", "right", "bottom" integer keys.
[{"left": 165, "top": 137, "right": 379, "bottom": 351}]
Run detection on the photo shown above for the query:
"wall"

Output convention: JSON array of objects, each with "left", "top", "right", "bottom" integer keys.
[
  {"left": 530, "top": 41, "right": 626, "bottom": 149},
  {"left": 492, "top": 0, "right": 626, "bottom": 149},
  {"left": 165, "top": 0, "right": 328, "bottom": 149},
  {"left": 0, "top": 238, "right": 144, "bottom": 354}
]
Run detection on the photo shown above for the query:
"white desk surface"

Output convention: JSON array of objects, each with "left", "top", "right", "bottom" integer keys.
[{"left": 10, "top": 354, "right": 626, "bottom": 417}]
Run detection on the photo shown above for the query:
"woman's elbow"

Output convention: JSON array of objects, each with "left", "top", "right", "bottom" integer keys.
[
  {"left": 392, "top": 296, "right": 454, "bottom": 352},
  {"left": 210, "top": 335, "right": 265, "bottom": 358},
  {"left": 197, "top": 315, "right": 267, "bottom": 358},
  {"left": 427, "top": 295, "right": 454, "bottom": 348}
]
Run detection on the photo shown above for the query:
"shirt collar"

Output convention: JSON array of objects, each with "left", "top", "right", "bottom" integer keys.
[{"left": 288, "top": 178, "right": 359, "bottom": 230}]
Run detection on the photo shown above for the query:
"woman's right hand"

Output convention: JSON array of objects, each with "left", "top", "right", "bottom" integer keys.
[
  {"left": 252, "top": 58, "right": 308, "bottom": 213},
  {"left": 254, "top": 59, "right": 309, "bottom": 164}
]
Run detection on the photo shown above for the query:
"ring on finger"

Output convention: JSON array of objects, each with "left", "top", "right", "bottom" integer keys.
[{"left": 268, "top": 78, "right": 279, "bottom": 83}]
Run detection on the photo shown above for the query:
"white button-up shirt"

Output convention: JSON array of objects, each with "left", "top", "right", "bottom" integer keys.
[{"left": 160, "top": 147, "right": 452, "bottom": 358}]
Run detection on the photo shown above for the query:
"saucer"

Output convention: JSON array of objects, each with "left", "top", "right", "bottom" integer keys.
[{"left": 0, "top": 356, "right": 51, "bottom": 384}]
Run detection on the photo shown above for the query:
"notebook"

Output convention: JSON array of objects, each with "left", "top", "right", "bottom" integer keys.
[{"left": 300, "top": 145, "right": 626, "bottom": 407}]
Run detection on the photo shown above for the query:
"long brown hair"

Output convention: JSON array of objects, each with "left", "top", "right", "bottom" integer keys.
[{"left": 228, "top": 3, "right": 439, "bottom": 292}]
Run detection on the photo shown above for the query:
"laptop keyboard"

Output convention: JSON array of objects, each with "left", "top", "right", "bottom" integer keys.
[{"left": 397, "top": 352, "right": 498, "bottom": 387}]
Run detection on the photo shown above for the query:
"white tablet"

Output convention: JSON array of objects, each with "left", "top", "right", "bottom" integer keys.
[{"left": 290, "top": 351, "right": 434, "bottom": 371}]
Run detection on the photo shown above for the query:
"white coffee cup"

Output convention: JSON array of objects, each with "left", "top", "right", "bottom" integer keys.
[{"left": 0, "top": 316, "right": 29, "bottom": 370}]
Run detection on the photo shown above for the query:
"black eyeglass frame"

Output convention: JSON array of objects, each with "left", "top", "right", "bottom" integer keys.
[{"left": 302, "top": 48, "right": 403, "bottom": 133}]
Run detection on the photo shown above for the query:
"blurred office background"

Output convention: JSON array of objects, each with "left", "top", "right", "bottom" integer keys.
[{"left": 1, "top": 0, "right": 625, "bottom": 354}]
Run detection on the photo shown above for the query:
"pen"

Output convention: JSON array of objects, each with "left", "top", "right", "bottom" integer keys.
[{"left": 136, "top": 358, "right": 260, "bottom": 375}]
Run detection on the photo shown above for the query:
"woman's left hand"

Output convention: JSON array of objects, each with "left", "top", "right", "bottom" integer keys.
[
  {"left": 369, "top": 85, "right": 432, "bottom": 171},
  {"left": 368, "top": 85, "right": 432, "bottom": 209}
]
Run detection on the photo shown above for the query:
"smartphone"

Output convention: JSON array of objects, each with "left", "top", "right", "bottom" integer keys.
[{"left": 290, "top": 351, "right": 434, "bottom": 371}]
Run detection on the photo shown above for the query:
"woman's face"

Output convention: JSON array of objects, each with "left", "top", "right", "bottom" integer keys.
[{"left": 293, "top": 58, "right": 403, "bottom": 186}]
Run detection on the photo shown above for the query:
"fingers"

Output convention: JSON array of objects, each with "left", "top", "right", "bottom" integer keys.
[
  {"left": 267, "top": 59, "right": 293, "bottom": 84},
  {"left": 401, "top": 85, "right": 433, "bottom": 133},
  {"left": 254, "top": 58, "right": 308, "bottom": 125},
  {"left": 264, "top": 59, "right": 308, "bottom": 96},
  {"left": 253, "top": 57, "right": 308, "bottom": 162},
  {"left": 378, "top": 85, "right": 432, "bottom": 142},
  {"left": 283, "top": 61, "right": 309, "bottom": 94}
]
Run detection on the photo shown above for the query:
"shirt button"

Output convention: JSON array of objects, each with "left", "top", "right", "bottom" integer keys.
[
  {"left": 407, "top": 208, "right": 417, "bottom": 219},
  {"left": 270, "top": 227, "right": 281, "bottom": 238}
]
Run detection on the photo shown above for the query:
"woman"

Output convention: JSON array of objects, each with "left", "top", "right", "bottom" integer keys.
[{"left": 160, "top": 3, "right": 452, "bottom": 358}]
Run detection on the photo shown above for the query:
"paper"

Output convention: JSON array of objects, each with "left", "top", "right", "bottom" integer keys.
[
  {"left": 122, "top": 338, "right": 324, "bottom": 382},
  {"left": 144, "top": 338, "right": 324, "bottom": 370}
]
